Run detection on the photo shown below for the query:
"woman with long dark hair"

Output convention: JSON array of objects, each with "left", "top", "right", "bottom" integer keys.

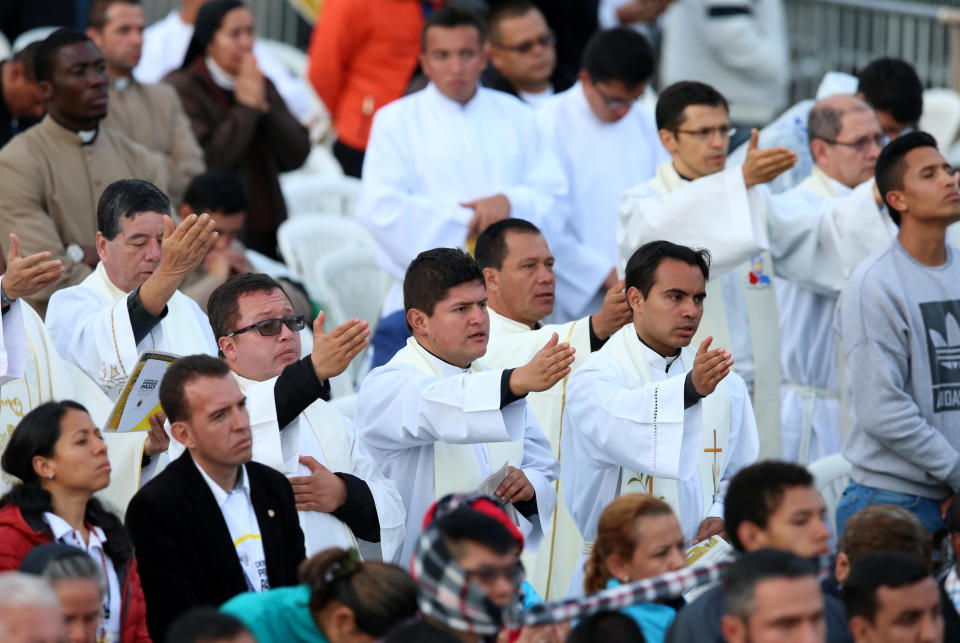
[{"left": 0, "top": 400, "right": 150, "bottom": 642}]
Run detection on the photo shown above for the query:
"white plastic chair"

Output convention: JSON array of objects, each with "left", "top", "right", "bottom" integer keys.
[
  {"left": 0, "top": 32, "right": 11, "bottom": 60},
  {"left": 282, "top": 174, "right": 362, "bottom": 217},
  {"left": 12, "top": 26, "right": 59, "bottom": 52},
  {"left": 919, "top": 88, "right": 960, "bottom": 148},
  {"left": 808, "top": 453, "right": 852, "bottom": 537}
]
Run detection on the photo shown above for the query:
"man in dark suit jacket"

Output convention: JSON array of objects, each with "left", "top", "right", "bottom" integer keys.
[{"left": 125, "top": 354, "right": 305, "bottom": 642}]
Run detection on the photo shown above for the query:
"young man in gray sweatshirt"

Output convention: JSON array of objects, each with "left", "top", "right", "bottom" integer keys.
[{"left": 836, "top": 131, "right": 960, "bottom": 536}]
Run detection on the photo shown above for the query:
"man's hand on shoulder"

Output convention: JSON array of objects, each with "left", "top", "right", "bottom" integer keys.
[
  {"left": 691, "top": 336, "right": 732, "bottom": 397},
  {"left": 591, "top": 277, "right": 632, "bottom": 340},
  {"left": 464, "top": 193, "right": 511, "bottom": 239},
  {"left": 509, "top": 332, "right": 575, "bottom": 396},
  {"left": 310, "top": 311, "right": 370, "bottom": 382},
  {"left": 741, "top": 128, "right": 797, "bottom": 188},
  {"left": 1, "top": 233, "right": 64, "bottom": 303}
]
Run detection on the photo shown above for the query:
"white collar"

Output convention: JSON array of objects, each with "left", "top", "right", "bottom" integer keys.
[
  {"left": 43, "top": 512, "right": 108, "bottom": 547},
  {"left": 416, "top": 339, "right": 471, "bottom": 376},
  {"left": 205, "top": 56, "right": 236, "bottom": 91},
  {"left": 193, "top": 457, "right": 250, "bottom": 507},
  {"left": 635, "top": 335, "right": 683, "bottom": 374},
  {"left": 488, "top": 306, "right": 537, "bottom": 332},
  {"left": 112, "top": 76, "right": 132, "bottom": 91},
  {"left": 827, "top": 174, "right": 853, "bottom": 196},
  {"left": 425, "top": 82, "right": 481, "bottom": 111},
  {"left": 77, "top": 128, "right": 97, "bottom": 144}
]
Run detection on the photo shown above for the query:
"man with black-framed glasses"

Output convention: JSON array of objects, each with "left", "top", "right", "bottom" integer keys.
[
  {"left": 204, "top": 272, "right": 407, "bottom": 563},
  {"left": 481, "top": 1, "right": 573, "bottom": 108}
]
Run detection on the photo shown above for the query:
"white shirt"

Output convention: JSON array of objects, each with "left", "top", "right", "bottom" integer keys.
[
  {"left": 538, "top": 82, "right": 668, "bottom": 321},
  {"left": 194, "top": 461, "right": 270, "bottom": 592},
  {"left": 0, "top": 275, "right": 26, "bottom": 386},
  {"left": 518, "top": 84, "right": 554, "bottom": 109},
  {"left": 134, "top": 9, "right": 311, "bottom": 122},
  {"left": 357, "top": 83, "right": 568, "bottom": 316},
  {"left": 44, "top": 512, "right": 122, "bottom": 643}
]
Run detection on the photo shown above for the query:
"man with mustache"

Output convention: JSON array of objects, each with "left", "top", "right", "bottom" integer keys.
[{"left": 0, "top": 28, "right": 166, "bottom": 316}]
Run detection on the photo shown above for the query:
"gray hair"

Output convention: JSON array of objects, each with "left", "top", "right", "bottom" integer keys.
[
  {"left": 0, "top": 572, "right": 60, "bottom": 608},
  {"left": 41, "top": 551, "right": 107, "bottom": 598},
  {"left": 97, "top": 178, "right": 172, "bottom": 241},
  {"left": 723, "top": 549, "right": 818, "bottom": 620},
  {"left": 807, "top": 95, "right": 872, "bottom": 145}
]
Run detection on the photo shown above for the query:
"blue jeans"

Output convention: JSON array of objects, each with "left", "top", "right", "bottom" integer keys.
[
  {"left": 371, "top": 310, "right": 410, "bottom": 369},
  {"left": 835, "top": 480, "right": 947, "bottom": 536}
]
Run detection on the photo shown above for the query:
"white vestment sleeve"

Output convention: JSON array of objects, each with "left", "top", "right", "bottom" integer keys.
[
  {"left": 705, "top": 374, "right": 760, "bottom": 518},
  {"left": 618, "top": 166, "right": 769, "bottom": 276},
  {"left": 46, "top": 286, "right": 138, "bottom": 396},
  {"left": 356, "top": 365, "right": 526, "bottom": 450},
  {"left": 0, "top": 283, "right": 25, "bottom": 385},
  {"left": 769, "top": 180, "right": 894, "bottom": 293},
  {"left": 515, "top": 402, "right": 560, "bottom": 547}
]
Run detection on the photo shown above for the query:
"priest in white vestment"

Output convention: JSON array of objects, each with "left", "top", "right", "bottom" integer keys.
[
  {"left": 562, "top": 240, "right": 759, "bottom": 596},
  {"left": 474, "top": 218, "right": 632, "bottom": 598},
  {"left": 772, "top": 96, "right": 893, "bottom": 463},
  {"left": 201, "top": 272, "right": 405, "bottom": 561},
  {"left": 356, "top": 248, "right": 565, "bottom": 566},
  {"left": 537, "top": 27, "right": 668, "bottom": 322},
  {"left": 0, "top": 234, "right": 162, "bottom": 510},
  {"left": 47, "top": 180, "right": 218, "bottom": 400},
  {"left": 356, "top": 6, "right": 567, "bottom": 367}
]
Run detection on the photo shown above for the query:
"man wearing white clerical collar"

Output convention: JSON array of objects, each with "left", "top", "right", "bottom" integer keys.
[{"left": 46, "top": 179, "right": 217, "bottom": 399}]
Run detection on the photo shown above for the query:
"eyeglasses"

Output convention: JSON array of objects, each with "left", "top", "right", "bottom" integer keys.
[
  {"left": 226, "top": 314, "right": 305, "bottom": 338},
  {"left": 819, "top": 133, "right": 885, "bottom": 153},
  {"left": 462, "top": 561, "right": 524, "bottom": 584},
  {"left": 675, "top": 125, "right": 737, "bottom": 141},
  {"left": 593, "top": 83, "right": 640, "bottom": 110},
  {"left": 493, "top": 31, "right": 556, "bottom": 54}
]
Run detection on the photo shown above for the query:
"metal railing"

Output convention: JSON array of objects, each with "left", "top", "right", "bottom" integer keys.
[{"left": 142, "top": 0, "right": 311, "bottom": 48}]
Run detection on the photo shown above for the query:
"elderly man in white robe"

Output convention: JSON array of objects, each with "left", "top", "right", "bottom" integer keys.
[
  {"left": 357, "top": 5, "right": 567, "bottom": 368},
  {"left": 618, "top": 81, "right": 888, "bottom": 458},
  {"left": 562, "top": 240, "right": 760, "bottom": 597},
  {"left": 47, "top": 179, "right": 218, "bottom": 400},
  {"left": 537, "top": 27, "right": 668, "bottom": 323},
  {"left": 356, "top": 247, "right": 566, "bottom": 565},
  {"left": 201, "top": 272, "right": 406, "bottom": 561},
  {"left": 475, "top": 218, "right": 631, "bottom": 597}
]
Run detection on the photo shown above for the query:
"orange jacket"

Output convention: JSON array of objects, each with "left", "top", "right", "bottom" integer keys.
[{"left": 308, "top": 0, "right": 442, "bottom": 150}]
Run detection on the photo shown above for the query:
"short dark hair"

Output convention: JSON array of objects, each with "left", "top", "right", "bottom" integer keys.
[
  {"left": 567, "top": 611, "right": 645, "bottom": 643},
  {"left": 875, "top": 131, "right": 938, "bottom": 227},
  {"left": 724, "top": 460, "right": 815, "bottom": 552},
  {"left": 723, "top": 549, "right": 819, "bottom": 620},
  {"left": 182, "top": 169, "right": 248, "bottom": 215},
  {"left": 86, "top": 0, "right": 141, "bottom": 31},
  {"left": 475, "top": 218, "right": 541, "bottom": 270},
  {"left": 34, "top": 28, "right": 94, "bottom": 84},
  {"left": 837, "top": 505, "right": 932, "bottom": 569},
  {"left": 403, "top": 248, "right": 484, "bottom": 331},
  {"left": 207, "top": 273, "right": 289, "bottom": 341},
  {"left": 624, "top": 240, "right": 710, "bottom": 299},
  {"left": 656, "top": 81, "right": 728, "bottom": 132},
  {"left": 422, "top": 4, "right": 487, "bottom": 50},
  {"left": 12, "top": 41, "right": 41, "bottom": 82},
  {"left": 581, "top": 27, "right": 655, "bottom": 88},
  {"left": 163, "top": 607, "right": 251, "bottom": 643},
  {"left": 97, "top": 179, "right": 171, "bottom": 240},
  {"left": 842, "top": 552, "right": 932, "bottom": 624},
  {"left": 857, "top": 58, "right": 923, "bottom": 128},
  {"left": 487, "top": 0, "right": 539, "bottom": 43},
  {"left": 159, "top": 354, "right": 232, "bottom": 424},
  {"left": 436, "top": 507, "right": 520, "bottom": 558}
]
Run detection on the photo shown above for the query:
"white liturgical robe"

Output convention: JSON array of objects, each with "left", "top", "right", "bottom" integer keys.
[
  {"left": 0, "top": 278, "right": 25, "bottom": 386},
  {"left": 561, "top": 326, "right": 759, "bottom": 596},
  {"left": 45, "top": 263, "right": 216, "bottom": 399},
  {"left": 479, "top": 308, "right": 592, "bottom": 598},
  {"left": 537, "top": 82, "right": 669, "bottom": 322},
  {"left": 357, "top": 84, "right": 567, "bottom": 317},
  {"left": 356, "top": 337, "right": 559, "bottom": 566}
]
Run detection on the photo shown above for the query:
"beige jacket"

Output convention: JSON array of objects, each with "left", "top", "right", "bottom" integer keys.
[
  {"left": 104, "top": 78, "right": 205, "bottom": 204},
  {"left": 0, "top": 116, "right": 167, "bottom": 316}
]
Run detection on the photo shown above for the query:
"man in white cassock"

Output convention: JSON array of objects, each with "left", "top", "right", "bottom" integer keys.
[
  {"left": 202, "top": 273, "right": 405, "bottom": 561},
  {"left": 618, "top": 82, "right": 898, "bottom": 459},
  {"left": 474, "top": 218, "right": 632, "bottom": 598},
  {"left": 356, "top": 248, "right": 565, "bottom": 565},
  {"left": 537, "top": 27, "right": 668, "bottom": 323},
  {"left": 356, "top": 5, "right": 567, "bottom": 368},
  {"left": 774, "top": 96, "right": 894, "bottom": 463},
  {"left": 562, "top": 241, "right": 759, "bottom": 597},
  {"left": 0, "top": 233, "right": 166, "bottom": 510},
  {"left": 46, "top": 179, "right": 218, "bottom": 400}
]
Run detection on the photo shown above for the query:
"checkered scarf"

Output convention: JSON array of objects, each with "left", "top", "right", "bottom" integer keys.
[
  {"left": 411, "top": 493, "right": 522, "bottom": 636},
  {"left": 502, "top": 554, "right": 835, "bottom": 628}
]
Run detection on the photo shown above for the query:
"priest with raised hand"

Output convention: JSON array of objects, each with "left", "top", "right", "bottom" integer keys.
[
  {"left": 202, "top": 272, "right": 406, "bottom": 562},
  {"left": 355, "top": 247, "right": 566, "bottom": 566},
  {"left": 475, "top": 217, "right": 631, "bottom": 597},
  {"left": 46, "top": 179, "right": 218, "bottom": 400},
  {"left": 562, "top": 240, "right": 759, "bottom": 596}
]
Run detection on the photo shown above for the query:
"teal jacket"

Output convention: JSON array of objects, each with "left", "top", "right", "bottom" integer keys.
[
  {"left": 221, "top": 585, "right": 327, "bottom": 643},
  {"left": 606, "top": 578, "right": 678, "bottom": 643}
]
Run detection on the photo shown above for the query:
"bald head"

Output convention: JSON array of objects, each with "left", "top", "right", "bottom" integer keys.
[{"left": 808, "top": 95, "right": 883, "bottom": 188}]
